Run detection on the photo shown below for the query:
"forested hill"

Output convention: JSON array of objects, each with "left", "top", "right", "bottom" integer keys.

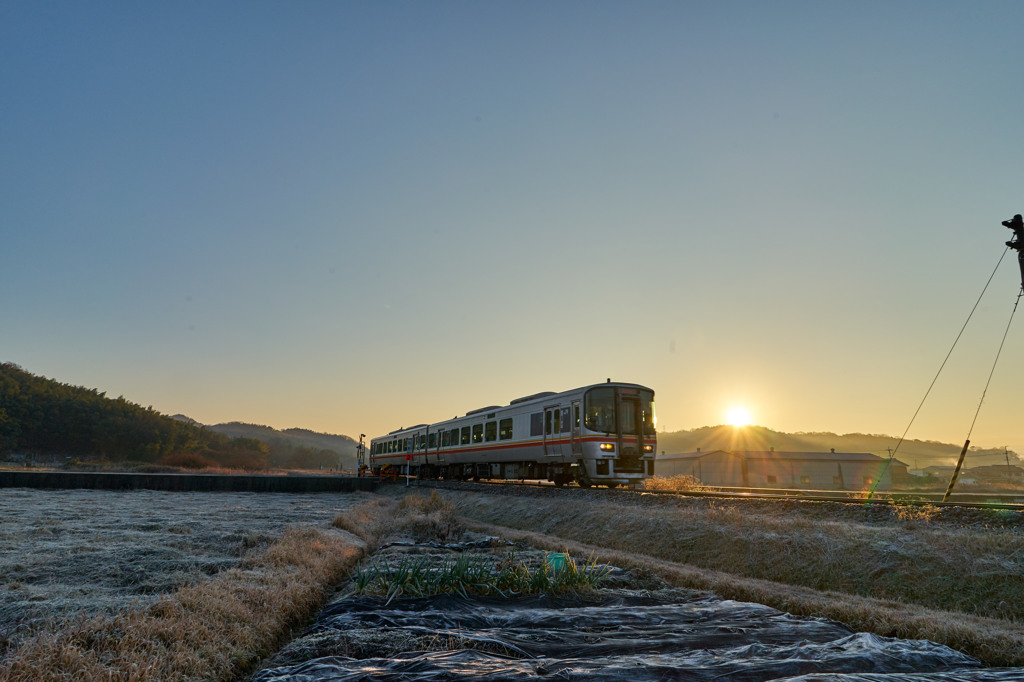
[
  {"left": 657, "top": 425, "right": 1020, "bottom": 470},
  {"left": 0, "top": 363, "right": 269, "bottom": 468}
]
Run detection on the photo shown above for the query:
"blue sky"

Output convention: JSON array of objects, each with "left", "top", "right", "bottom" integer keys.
[{"left": 3, "top": 1, "right": 1024, "bottom": 462}]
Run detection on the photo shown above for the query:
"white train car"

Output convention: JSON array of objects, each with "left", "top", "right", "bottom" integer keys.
[{"left": 368, "top": 380, "right": 656, "bottom": 488}]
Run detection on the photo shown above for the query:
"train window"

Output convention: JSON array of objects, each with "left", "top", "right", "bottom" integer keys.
[
  {"left": 472, "top": 424, "right": 483, "bottom": 443},
  {"left": 429, "top": 433, "right": 436, "bottom": 448},
  {"left": 545, "top": 410, "right": 552, "bottom": 435},
  {"left": 499, "top": 418, "right": 513, "bottom": 440},
  {"left": 554, "top": 409, "right": 561, "bottom": 434},
  {"left": 574, "top": 405, "right": 580, "bottom": 428},
  {"left": 441, "top": 430, "right": 451, "bottom": 447},
  {"left": 485, "top": 421, "right": 497, "bottom": 442},
  {"left": 585, "top": 387, "right": 616, "bottom": 433},
  {"left": 461, "top": 426, "right": 470, "bottom": 445},
  {"left": 530, "top": 413, "right": 543, "bottom": 436},
  {"left": 449, "top": 429, "right": 458, "bottom": 446},
  {"left": 560, "top": 408, "right": 571, "bottom": 433}
]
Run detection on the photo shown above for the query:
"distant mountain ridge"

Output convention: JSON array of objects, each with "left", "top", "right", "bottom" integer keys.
[
  {"left": 171, "top": 417, "right": 358, "bottom": 470},
  {"left": 657, "top": 425, "right": 1020, "bottom": 470}
]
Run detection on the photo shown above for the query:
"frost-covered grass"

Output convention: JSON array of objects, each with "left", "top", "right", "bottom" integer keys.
[
  {"left": 332, "top": 489, "right": 464, "bottom": 549},
  {"left": 437, "top": 487, "right": 1024, "bottom": 664},
  {"left": 446, "top": 489, "right": 1024, "bottom": 622},
  {"left": 0, "top": 489, "right": 371, "bottom": 654},
  {"left": 1, "top": 526, "right": 364, "bottom": 681}
]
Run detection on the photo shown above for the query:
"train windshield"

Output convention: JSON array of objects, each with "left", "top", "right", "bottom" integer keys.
[{"left": 584, "top": 387, "right": 656, "bottom": 435}]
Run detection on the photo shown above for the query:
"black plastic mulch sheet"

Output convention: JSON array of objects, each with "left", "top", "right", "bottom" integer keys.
[{"left": 253, "top": 592, "right": 1019, "bottom": 681}]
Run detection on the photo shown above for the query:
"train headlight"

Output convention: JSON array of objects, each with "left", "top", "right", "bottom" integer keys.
[
  {"left": 599, "top": 443, "right": 615, "bottom": 452},
  {"left": 643, "top": 444, "right": 654, "bottom": 453}
]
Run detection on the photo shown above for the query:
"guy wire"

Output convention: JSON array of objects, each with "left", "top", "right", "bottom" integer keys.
[{"left": 965, "top": 289, "right": 1022, "bottom": 442}]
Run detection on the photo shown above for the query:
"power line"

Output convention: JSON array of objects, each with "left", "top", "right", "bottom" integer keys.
[
  {"left": 867, "top": 246, "right": 1010, "bottom": 500},
  {"left": 884, "top": 245, "right": 1011, "bottom": 456}
]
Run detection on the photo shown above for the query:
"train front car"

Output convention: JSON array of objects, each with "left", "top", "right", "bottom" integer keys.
[{"left": 576, "top": 383, "right": 656, "bottom": 488}]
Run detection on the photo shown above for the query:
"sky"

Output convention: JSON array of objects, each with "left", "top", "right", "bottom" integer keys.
[{"left": 3, "top": 1, "right": 1024, "bottom": 464}]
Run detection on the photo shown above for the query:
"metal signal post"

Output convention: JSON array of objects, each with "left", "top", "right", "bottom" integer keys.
[
  {"left": 1004, "top": 213, "right": 1024, "bottom": 292},
  {"left": 356, "top": 434, "right": 366, "bottom": 476}
]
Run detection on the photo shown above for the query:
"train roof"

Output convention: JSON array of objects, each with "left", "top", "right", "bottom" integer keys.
[
  {"left": 372, "top": 381, "right": 653, "bottom": 439},
  {"left": 465, "top": 404, "right": 502, "bottom": 416}
]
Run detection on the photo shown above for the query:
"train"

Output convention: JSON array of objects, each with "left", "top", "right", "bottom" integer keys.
[{"left": 368, "top": 380, "right": 656, "bottom": 488}]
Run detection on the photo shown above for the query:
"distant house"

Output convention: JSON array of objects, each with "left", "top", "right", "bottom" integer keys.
[
  {"left": 921, "top": 465, "right": 975, "bottom": 485},
  {"left": 655, "top": 449, "right": 907, "bottom": 491},
  {"left": 965, "top": 464, "right": 1024, "bottom": 485}
]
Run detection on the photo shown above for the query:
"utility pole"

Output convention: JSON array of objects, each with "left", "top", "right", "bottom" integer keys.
[{"left": 942, "top": 439, "right": 970, "bottom": 503}]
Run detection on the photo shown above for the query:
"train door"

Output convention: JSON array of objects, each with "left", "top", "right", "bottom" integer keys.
[
  {"left": 543, "top": 405, "right": 563, "bottom": 457},
  {"left": 570, "top": 400, "right": 582, "bottom": 455}
]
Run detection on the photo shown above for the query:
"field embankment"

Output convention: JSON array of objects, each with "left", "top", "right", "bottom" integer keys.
[
  {"left": 0, "top": 470, "right": 377, "bottom": 493},
  {"left": 426, "top": 484, "right": 1024, "bottom": 666}
]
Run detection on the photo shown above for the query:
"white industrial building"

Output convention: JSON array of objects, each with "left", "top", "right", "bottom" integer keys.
[{"left": 656, "top": 449, "right": 907, "bottom": 491}]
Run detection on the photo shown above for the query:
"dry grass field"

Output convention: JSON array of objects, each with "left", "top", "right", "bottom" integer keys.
[
  {"left": 0, "top": 489, "right": 373, "bottom": 680},
  {"left": 428, "top": 484, "right": 1024, "bottom": 665}
]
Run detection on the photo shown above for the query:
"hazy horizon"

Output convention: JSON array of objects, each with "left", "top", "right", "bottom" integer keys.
[{"left": 4, "top": 2, "right": 1023, "bottom": 463}]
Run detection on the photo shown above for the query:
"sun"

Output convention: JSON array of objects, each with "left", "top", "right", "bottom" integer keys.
[{"left": 725, "top": 406, "right": 752, "bottom": 427}]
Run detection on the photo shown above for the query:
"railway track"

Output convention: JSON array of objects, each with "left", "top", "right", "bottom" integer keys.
[{"left": 402, "top": 477, "right": 1024, "bottom": 512}]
